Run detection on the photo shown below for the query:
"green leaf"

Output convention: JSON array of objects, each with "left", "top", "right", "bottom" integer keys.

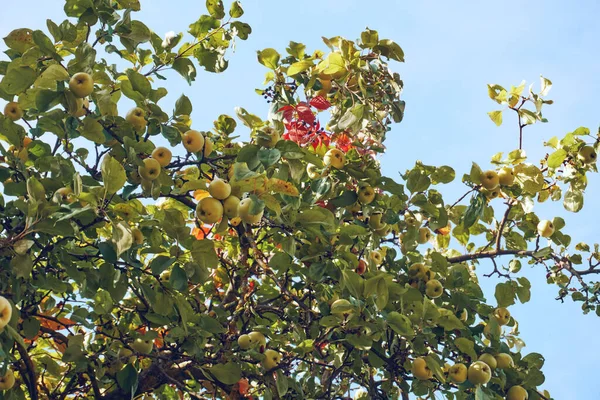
[
  {"left": 3, "top": 28, "right": 36, "bottom": 53},
  {"left": 257, "top": 48, "right": 280, "bottom": 69},
  {"left": 112, "top": 221, "right": 133, "bottom": 257},
  {"left": 117, "top": 364, "right": 138, "bottom": 393},
  {"left": 337, "top": 104, "right": 364, "bottom": 131},
  {"left": 488, "top": 110, "right": 503, "bottom": 126},
  {"left": 174, "top": 94, "right": 192, "bottom": 116},
  {"left": 229, "top": 1, "right": 244, "bottom": 18},
  {"left": 342, "top": 269, "right": 363, "bottom": 298},
  {"left": 0, "top": 66, "right": 36, "bottom": 95},
  {"left": 547, "top": 148, "right": 567, "bottom": 168},
  {"left": 231, "top": 21, "right": 251, "bottom": 40},
  {"left": 329, "top": 190, "right": 358, "bottom": 207},
  {"left": 206, "top": 0, "right": 225, "bottom": 18},
  {"left": 287, "top": 60, "right": 313, "bottom": 76},
  {"left": 209, "top": 362, "right": 241, "bottom": 385},
  {"left": 386, "top": 311, "right": 413, "bottom": 337},
  {"left": 406, "top": 169, "right": 431, "bottom": 193},
  {"left": 563, "top": 186, "right": 584, "bottom": 212},
  {"left": 375, "top": 277, "right": 389, "bottom": 310},
  {"left": 172, "top": 58, "right": 197, "bottom": 85},
  {"left": 191, "top": 240, "right": 219, "bottom": 270},
  {"left": 275, "top": 370, "right": 289, "bottom": 397},
  {"left": 81, "top": 117, "right": 106, "bottom": 144},
  {"left": 101, "top": 155, "right": 127, "bottom": 194},
  {"left": 126, "top": 70, "right": 151, "bottom": 96},
  {"left": 150, "top": 255, "right": 175, "bottom": 275},
  {"left": 454, "top": 337, "right": 477, "bottom": 359},
  {"left": 258, "top": 148, "right": 281, "bottom": 167},
  {"left": 495, "top": 281, "right": 516, "bottom": 307}
]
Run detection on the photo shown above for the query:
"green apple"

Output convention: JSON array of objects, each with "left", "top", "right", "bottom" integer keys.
[
  {"left": 54, "top": 187, "right": 75, "bottom": 204},
  {"left": 478, "top": 353, "right": 497, "bottom": 370},
  {"left": 425, "top": 279, "right": 443, "bottom": 298},
  {"left": 480, "top": 170, "right": 500, "bottom": 190},
  {"left": 208, "top": 178, "right": 231, "bottom": 200},
  {"left": 151, "top": 147, "right": 172, "bottom": 167},
  {"left": 330, "top": 299, "right": 353, "bottom": 317},
  {"left": 132, "top": 228, "right": 144, "bottom": 245},
  {"left": 369, "top": 250, "right": 383, "bottom": 266},
  {"left": 238, "top": 334, "right": 252, "bottom": 349},
  {"left": 537, "top": 220, "right": 554, "bottom": 238},
  {"left": 493, "top": 307, "right": 511, "bottom": 325},
  {"left": 256, "top": 127, "right": 280, "bottom": 148},
  {"left": 459, "top": 309, "right": 468, "bottom": 322},
  {"left": 131, "top": 338, "right": 153, "bottom": 354},
  {"left": 368, "top": 213, "right": 386, "bottom": 230},
  {"left": 0, "top": 296, "right": 12, "bottom": 330},
  {"left": 223, "top": 196, "right": 240, "bottom": 218},
  {"left": 306, "top": 163, "right": 322, "bottom": 179},
  {"left": 578, "top": 145, "right": 597, "bottom": 164},
  {"left": 203, "top": 137, "right": 214, "bottom": 157},
  {"left": 0, "top": 369, "right": 15, "bottom": 390},
  {"left": 4, "top": 101, "right": 23, "bottom": 121},
  {"left": 483, "top": 322, "right": 501, "bottom": 340},
  {"left": 262, "top": 349, "right": 282, "bottom": 370},
  {"left": 126, "top": 107, "right": 147, "bottom": 132},
  {"left": 495, "top": 353, "right": 514, "bottom": 369},
  {"left": 481, "top": 187, "right": 501, "bottom": 200},
  {"left": 506, "top": 385, "right": 528, "bottom": 400},
  {"left": 69, "top": 72, "right": 94, "bottom": 98},
  {"left": 238, "top": 198, "right": 263, "bottom": 225},
  {"left": 357, "top": 185, "right": 376, "bottom": 204},
  {"left": 417, "top": 227, "right": 431, "bottom": 244},
  {"left": 182, "top": 130, "right": 205, "bottom": 153},
  {"left": 468, "top": 361, "right": 492, "bottom": 385},
  {"left": 408, "top": 263, "right": 428, "bottom": 280},
  {"left": 498, "top": 167, "right": 515, "bottom": 186},
  {"left": 248, "top": 331, "right": 267, "bottom": 349},
  {"left": 448, "top": 363, "right": 467, "bottom": 384},
  {"left": 324, "top": 148, "right": 345, "bottom": 169},
  {"left": 138, "top": 158, "right": 161, "bottom": 181},
  {"left": 72, "top": 97, "right": 89, "bottom": 117},
  {"left": 411, "top": 357, "right": 433, "bottom": 380},
  {"left": 196, "top": 197, "right": 224, "bottom": 224}
]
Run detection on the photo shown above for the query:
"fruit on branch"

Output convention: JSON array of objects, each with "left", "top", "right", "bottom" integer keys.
[
  {"left": 131, "top": 338, "right": 153, "bottom": 354},
  {"left": 495, "top": 353, "right": 514, "bottom": 369},
  {"left": 480, "top": 170, "right": 500, "bottom": 190},
  {"left": 3, "top": 102, "right": 23, "bottom": 121},
  {"left": 182, "top": 130, "right": 205, "bottom": 153},
  {"left": 498, "top": 167, "right": 515, "bottom": 186},
  {"left": 411, "top": 357, "right": 433, "bottom": 380},
  {"left": 330, "top": 299, "right": 353, "bottom": 317},
  {"left": 54, "top": 187, "right": 75, "bottom": 204},
  {"left": 357, "top": 185, "right": 375, "bottom": 204},
  {"left": 537, "top": 220, "right": 554, "bottom": 238},
  {"left": 506, "top": 385, "right": 529, "bottom": 400},
  {"left": 223, "top": 196, "right": 241, "bottom": 218},
  {"left": 324, "top": 148, "right": 345, "bottom": 169},
  {"left": 256, "top": 127, "right": 280, "bottom": 148},
  {"left": 0, "top": 296, "right": 12, "bottom": 330},
  {"left": 238, "top": 197, "right": 263, "bottom": 224},
  {"left": 262, "top": 349, "right": 282, "bottom": 370},
  {"left": 578, "top": 145, "right": 597, "bottom": 164},
  {"left": 448, "top": 363, "right": 468, "bottom": 384},
  {"left": 306, "top": 163, "right": 322, "bottom": 179},
  {"left": 482, "top": 187, "right": 501, "bottom": 200},
  {"left": 72, "top": 98, "right": 90, "bottom": 117},
  {"left": 369, "top": 250, "right": 383, "bottom": 266},
  {"left": 132, "top": 228, "right": 144, "bottom": 245},
  {"left": 468, "top": 361, "right": 492, "bottom": 385},
  {"left": 368, "top": 213, "right": 386, "bottom": 230},
  {"left": 0, "top": 369, "right": 15, "bottom": 390},
  {"left": 404, "top": 213, "right": 420, "bottom": 227},
  {"left": 208, "top": 178, "right": 232, "bottom": 200},
  {"left": 356, "top": 259, "right": 367, "bottom": 275},
  {"left": 425, "top": 279, "right": 443, "bottom": 298},
  {"left": 238, "top": 334, "right": 252, "bottom": 349},
  {"left": 408, "top": 263, "right": 429, "bottom": 280},
  {"left": 8, "top": 145, "right": 27, "bottom": 162},
  {"left": 417, "top": 227, "right": 431, "bottom": 244},
  {"left": 126, "top": 107, "right": 147, "bottom": 132},
  {"left": 196, "top": 197, "right": 224, "bottom": 224},
  {"left": 151, "top": 147, "right": 172, "bottom": 167},
  {"left": 483, "top": 322, "right": 501, "bottom": 340},
  {"left": 459, "top": 309, "right": 468, "bottom": 322},
  {"left": 203, "top": 137, "right": 214, "bottom": 157},
  {"left": 478, "top": 353, "right": 497, "bottom": 370},
  {"left": 69, "top": 72, "right": 94, "bottom": 98},
  {"left": 138, "top": 158, "right": 161, "bottom": 181},
  {"left": 493, "top": 307, "right": 511, "bottom": 325},
  {"left": 248, "top": 331, "right": 267, "bottom": 349}
]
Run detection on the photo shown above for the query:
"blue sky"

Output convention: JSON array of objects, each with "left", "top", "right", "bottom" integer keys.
[{"left": 2, "top": 1, "right": 600, "bottom": 398}]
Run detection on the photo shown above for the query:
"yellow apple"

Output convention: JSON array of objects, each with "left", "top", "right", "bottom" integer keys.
[
  {"left": 459, "top": 309, "right": 468, "bottom": 322},
  {"left": 126, "top": 107, "right": 147, "bottom": 132},
  {"left": 208, "top": 178, "right": 231, "bottom": 200},
  {"left": 238, "top": 198, "right": 263, "bottom": 225},
  {"left": 478, "top": 353, "right": 497, "bottom": 370},
  {"left": 69, "top": 72, "right": 94, "bottom": 98},
  {"left": 256, "top": 127, "right": 280, "bottom": 148},
  {"left": 306, "top": 163, "right": 322, "bottom": 179},
  {"left": 448, "top": 363, "right": 467, "bottom": 384},
  {"left": 0, "top": 296, "right": 12, "bottom": 331},
  {"left": 495, "top": 353, "right": 514, "bottom": 369},
  {"left": 182, "top": 130, "right": 205, "bottom": 153},
  {"left": 357, "top": 185, "right": 376, "bottom": 204},
  {"left": 131, "top": 338, "right": 153, "bottom": 354},
  {"left": 411, "top": 357, "right": 433, "bottom": 380},
  {"left": 138, "top": 158, "right": 161, "bottom": 181},
  {"left": 578, "top": 145, "right": 597, "bottom": 164},
  {"left": 537, "top": 220, "right": 554, "bottom": 238},
  {"left": 203, "top": 137, "right": 214, "bottom": 157},
  {"left": 468, "top": 361, "right": 492, "bottom": 385},
  {"left": 482, "top": 187, "right": 501, "bottom": 200},
  {"left": 248, "top": 331, "right": 267, "bottom": 348},
  {"left": 498, "top": 167, "right": 515, "bottom": 186},
  {"left": 151, "top": 147, "right": 172, "bottom": 167},
  {"left": 54, "top": 187, "right": 75, "bottom": 204},
  {"left": 196, "top": 197, "right": 224, "bottom": 224},
  {"left": 230, "top": 217, "right": 242, "bottom": 227},
  {"left": 493, "top": 307, "right": 511, "bottom": 326},
  {"left": 238, "top": 334, "right": 252, "bottom": 349},
  {"left": 408, "top": 263, "right": 428, "bottom": 280},
  {"left": 4, "top": 101, "right": 23, "bottom": 121},
  {"left": 0, "top": 369, "right": 15, "bottom": 390},
  {"left": 324, "top": 148, "right": 345, "bottom": 169},
  {"left": 262, "top": 349, "right": 282, "bottom": 370},
  {"left": 405, "top": 213, "right": 420, "bottom": 227},
  {"left": 506, "top": 385, "right": 528, "bottom": 400},
  {"left": 132, "top": 228, "right": 144, "bottom": 245},
  {"left": 425, "top": 279, "right": 443, "bottom": 298},
  {"left": 8, "top": 145, "right": 28, "bottom": 162},
  {"left": 417, "top": 227, "right": 431, "bottom": 244},
  {"left": 369, "top": 250, "right": 383, "bottom": 266},
  {"left": 480, "top": 170, "right": 500, "bottom": 190},
  {"left": 331, "top": 299, "right": 353, "bottom": 317},
  {"left": 368, "top": 213, "right": 386, "bottom": 230},
  {"left": 223, "top": 196, "right": 240, "bottom": 218}
]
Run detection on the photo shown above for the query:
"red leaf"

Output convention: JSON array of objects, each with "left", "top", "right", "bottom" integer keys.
[
  {"left": 296, "top": 102, "right": 315, "bottom": 124},
  {"left": 310, "top": 96, "right": 331, "bottom": 110}
]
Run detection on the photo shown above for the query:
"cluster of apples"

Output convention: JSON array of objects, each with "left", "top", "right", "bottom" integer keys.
[
  {"left": 196, "top": 178, "right": 263, "bottom": 226},
  {"left": 0, "top": 296, "right": 14, "bottom": 391},
  {"left": 407, "top": 263, "right": 444, "bottom": 299},
  {"left": 479, "top": 166, "right": 516, "bottom": 200},
  {"left": 237, "top": 331, "right": 282, "bottom": 370}
]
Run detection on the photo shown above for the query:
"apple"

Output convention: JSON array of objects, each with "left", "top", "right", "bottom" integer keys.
[
  {"left": 478, "top": 353, "right": 497, "bottom": 370},
  {"left": 468, "top": 361, "right": 492, "bottom": 385},
  {"left": 483, "top": 322, "right": 501, "bottom": 340},
  {"left": 248, "top": 331, "right": 267, "bottom": 349},
  {"left": 132, "top": 228, "right": 144, "bottom": 245},
  {"left": 223, "top": 196, "right": 240, "bottom": 218},
  {"left": 356, "top": 259, "right": 367, "bottom": 275},
  {"left": 69, "top": 72, "right": 94, "bottom": 98},
  {"left": 306, "top": 163, "right": 322, "bottom": 179},
  {"left": 425, "top": 279, "right": 443, "bottom": 298},
  {"left": 331, "top": 299, "right": 353, "bottom": 317},
  {"left": 408, "top": 263, "right": 428, "bottom": 280},
  {"left": 151, "top": 147, "right": 172, "bottom": 167},
  {"left": 369, "top": 250, "right": 383, "bottom": 266},
  {"left": 417, "top": 227, "right": 431, "bottom": 244},
  {"left": 126, "top": 107, "right": 147, "bottom": 132},
  {"left": 404, "top": 213, "right": 420, "bottom": 227},
  {"left": 208, "top": 178, "right": 231, "bottom": 200},
  {"left": 238, "top": 334, "right": 252, "bottom": 349},
  {"left": 4, "top": 102, "right": 23, "bottom": 121},
  {"left": 482, "top": 188, "right": 501, "bottom": 200},
  {"left": 324, "top": 148, "right": 345, "bottom": 169},
  {"left": 182, "top": 130, "right": 205, "bottom": 153},
  {"left": 317, "top": 79, "right": 332, "bottom": 97},
  {"left": 238, "top": 198, "right": 263, "bottom": 224},
  {"left": 196, "top": 197, "right": 224, "bottom": 224},
  {"left": 262, "top": 349, "right": 282, "bottom": 370},
  {"left": 357, "top": 185, "right": 375, "bottom": 204},
  {"left": 230, "top": 217, "right": 242, "bottom": 227},
  {"left": 138, "top": 158, "right": 161, "bottom": 181},
  {"left": 72, "top": 97, "right": 90, "bottom": 117},
  {"left": 8, "top": 145, "right": 28, "bottom": 162},
  {"left": 368, "top": 213, "right": 386, "bottom": 230},
  {"left": 480, "top": 170, "right": 500, "bottom": 190},
  {"left": 256, "top": 127, "right": 280, "bottom": 148},
  {"left": 53, "top": 187, "right": 74, "bottom": 204},
  {"left": 498, "top": 167, "right": 515, "bottom": 186},
  {"left": 0, "top": 296, "right": 13, "bottom": 330},
  {"left": 495, "top": 353, "right": 514, "bottom": 369},
  {"left": 448, "top": 363, "right": 467, "bottom": 384},
  {"left": 131, "top": 338, "right": 153, "bottom": 355},
  {"left": 0, "top": 369, "right": 15, "bottom": 390},
  {"left": 507, "top": 385, "right": 528, "bottom": 400},
  {"left": 537, "top": 220, "right": 554, "bottom": 238},
  {"left": 411, "top": 357, "right": 433, "bottom": 380},
  {"left": 203, "top": 137, "right": 214, "bottom": 157},
  {"left": 493, "top": 307, "right": 511, "bottom": 326},
  {"left": 22, "top": 137, "right": 32, "bottom": 148},
  {"left": 423, "top": 268, "right": 435, "bottom": 282},
  {"left": 459, "top": 309, "right": 468, "bottom": 322},
  {"left": 578, "top": 145, "right": 597, "bottom": 164}
]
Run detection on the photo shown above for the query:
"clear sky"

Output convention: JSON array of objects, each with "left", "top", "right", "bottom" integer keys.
[{"left": 2, "top": 1, "right": 600, "bottom": 398}]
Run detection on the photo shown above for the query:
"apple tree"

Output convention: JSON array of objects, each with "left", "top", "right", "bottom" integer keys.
[{"left": 0, "top": 1, "right": 598, "bottom": 399}]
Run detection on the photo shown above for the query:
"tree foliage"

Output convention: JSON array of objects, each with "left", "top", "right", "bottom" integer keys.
[{"left": 0, "top": 1, "right": 598, "bottom": 399}]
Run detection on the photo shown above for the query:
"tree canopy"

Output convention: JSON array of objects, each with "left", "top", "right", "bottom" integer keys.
[{"left": 0, "top": 1, "right": 598, "bottom": 399}]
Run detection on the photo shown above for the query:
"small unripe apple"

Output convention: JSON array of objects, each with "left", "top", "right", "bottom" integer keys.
[
  {"left": 495, "top": 353, "right": 514, "bottom": 369},
  {"left": 480, "top": 170, "right": 500, "bottom": 190},
  {"left": 203, "top": 137, "right": 214, "bottom": 157},
  {"left": 223, "top": 196, "right": 240, "bottom": 218},
  {"left": 69, "top": 72, "right": 94, "bottom": 98},
  {"left": 483, "top": 322, "right": 501, "bottom": 340},
  {"left": 196, "top": 197, "right": 224, "bottom": 224},
  {"left": 72, "top": 97, "right": 90, "bottom": 117},
  {"left": 151, "top": 147, "right": 172, "bottom": 167},
  {"left": 468, "top": 361, "right": 492, "bottom": 385},
  {"left": 330, "top": 299, "right": 353, "bottom": 317},
  {"left": 478, "top": 353, "right": 497, "bottom": 370},
  {"left": 425, "top": 279, "right": 443, "bottom": 298},
  {"left": 208, "top": 178, "right": 231, "bottom": 200},
  {"left": 356, "top": 259, "right": 367, "bottom": 275},
  {"left": 537, "top": 220, "right": 554, "bottom": 238},
  {"left": 238, "top": 197, "right": 263, "bottom": 224},
  {"left": 577, "top": 145, "right": 597, "bottom": 164},
  {"left": 357, "top": 185, "right": 375, "bottom": 204},
  {"left": 54, "top": 187, "right": 75, "bottom": 204},
  {"left": 408, "top": 263, "right": 428, "bottom": 280},
  {"left": 4, "top": 101, "right": 23, "bottom": 121},
  {"left": 238, "top": 334, "right": 252, "bottom": 349},
  {"left": 182, "top": 130, "right": 205, "bottom": 153},
  {"left": 498, "top": 167, "right": 515, "bottom": 186},
  {"left": 256, "top": 127, "right": 280, "bottom": 148},
  {"left": 248, "top": 331, "right": 267, "bottom": 349},
  {"left": 493, "top": 307, "right": 511, "bottom": 326},
  {"left": 126, "top": 107, "right": 147, "bottom": 132},
  {"left": 132, "top": 228, "right": 144, "bottom": 245},
  {"left": 368, "top": 213, "right": 386, "bottom": 230},
  {"left": 369, "top": 250, "right": 383, "bottom": 266},
  {"left": 417, "top": 227, "right": 431, "bottom": 244},
  {"left": 324, "top": 148, "right": 345, "bottom": 169},
  {"left": 262, "top": 349, "right": 282, "bottom": 370},
  {"left": 138, "top": 158, "right": 161, "bottom": 181},
  {"left": 411, "top": 357, "right": 433, "bottom": 380},
  {"left": 131, "top": 338, "right": 153, "bottom": 354},
  {"left": 448, "top": 363, "right": 467, "bottom": 384},
  {"left": 0, "top": 368, "right": 15, "bottom": 390},
  {"left": 306, "top": 163, "right": 322, "bottom": 179},
  {"left": 506, "top": 385, "right": 529, "bottom": 400},
  {"left": 0, "top": 296, "right": 12, "bottom": 331}
]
